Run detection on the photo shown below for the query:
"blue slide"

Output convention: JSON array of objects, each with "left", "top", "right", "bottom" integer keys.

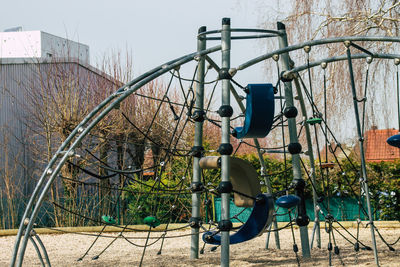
[
  {"left": 233, "top": 84, "right": 275, "bottom": 139},
  {"left": 202, "top": 194, "right": 274, "bottom": 245}
]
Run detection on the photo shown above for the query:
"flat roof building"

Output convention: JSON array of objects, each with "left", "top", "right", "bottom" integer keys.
[{"left": 0, "top": 29, "right": 89, "bottom": 63}]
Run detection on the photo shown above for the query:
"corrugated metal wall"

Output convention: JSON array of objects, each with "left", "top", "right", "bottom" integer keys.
[
  {"left": 0, "top": 63, "right": 33, "bottom": 196},
  {"left": 0, "top": 62, "right": 118, "bottom": 199}
]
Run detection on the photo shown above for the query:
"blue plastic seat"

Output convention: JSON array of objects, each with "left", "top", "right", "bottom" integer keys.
[
  {"left": 276, "top": 195, "right": 301, "bottom": 209},
  {"left": 202, "top": 194, "right": 274, "bottom": 245},
  {"left": 233, "top": 84, "right": 275, "bottom": 139},
  {"left": 387, "top": 134, "right": 400, "bottom": 148}
]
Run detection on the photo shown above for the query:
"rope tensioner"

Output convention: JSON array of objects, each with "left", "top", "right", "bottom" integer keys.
[
  {"left": 143, "top": 216, "right": 161, "bottom": 228},
  {"left": 101, "top": 215, "right": 116, "bottom": 224}
]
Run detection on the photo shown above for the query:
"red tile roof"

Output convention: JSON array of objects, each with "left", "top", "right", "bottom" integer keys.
[{"left": 365, "top": 129, "right": 400, "bottom": 162}]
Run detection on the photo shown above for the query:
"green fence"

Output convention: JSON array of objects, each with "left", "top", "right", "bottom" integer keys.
[
  {"left": 2, "top": 195, "right": 380, "bottom": 229},
  {"left": 214, "top": 197, "right": 379, "bottom": 222}
]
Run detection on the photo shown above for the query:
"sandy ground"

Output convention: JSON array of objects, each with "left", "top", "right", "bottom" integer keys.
[{"left": 1, "top": 227, "right": 400, "bottom": 267}]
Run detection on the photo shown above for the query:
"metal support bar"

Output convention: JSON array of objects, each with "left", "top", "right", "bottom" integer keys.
[
  {"left": 293, "top": 77, "right": 321, "bottom": 249},
  {"left": 220, "top": 17, "right": 231, "bottom": 267},
  {"left": 28, "top": 236, "right": 45, "bottom": 267},
  {"left": 190, "top": 25, "right": 207, "bottom": 260},
  {"left": 277, "top": 22, "right": 311, "bottom": 258},
  {"left": 284, "top": 53, "right": 400, "bottom": 77},
  {"left": 238, "top": 36, "right": 400, "bottom": 71},
  {"left": 397, "top": 65, "right": 400, "bottom": 131},
  {"left": 34, "top": 234, "right": 51, "bottom": 267},
  {"left": 11, "top": 45, "right": 222, "bottom": 267},
  {"left": 346, "top": 46, "right": 379, "bottom": 267}
]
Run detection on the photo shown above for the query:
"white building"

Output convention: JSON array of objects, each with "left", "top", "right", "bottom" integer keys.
[{"left": 0, "top": 28, "right": 89, "bottom": 63}]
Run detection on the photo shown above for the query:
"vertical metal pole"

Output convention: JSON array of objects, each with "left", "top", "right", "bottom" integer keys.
[
  {"left": 117, "top": 194, "right": 121, "bottom": 225},
  {"left": 345, "top": 44, "right": 379, "bottom": 266},
  {"left": 190, "top": 26, "right": 207, "bottom": 260},
  {"left": 293, "top": 77, "right": 321, "bottom": 249},
  {"left": 277, "top": 22, "right": 311, "bottom": 258},
  {"left": 397, "top": 64, "right": 400, "bottom": 131},
  {"left": 257, "top": 145, "right": 280, "bottom": 250},
  {"left": 201, "top": 56, "right": 280, "bottom": 249},
  {"left": 220, "top": 17, "right": 231, "bottom": 267}
]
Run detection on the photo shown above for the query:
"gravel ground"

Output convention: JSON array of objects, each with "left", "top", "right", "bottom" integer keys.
[{"left": 1, "top": 227, "right": 400, "bottom": 266}]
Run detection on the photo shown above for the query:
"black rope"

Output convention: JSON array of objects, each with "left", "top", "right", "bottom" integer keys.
[
  {"left": 276, "top": 61, "right": 289, "bottom": 190},
  {"left": 298, "top": 75, "right": 360, "bottom": 172},
  {"left": 78, "top": 224, "right": 107, "bottom": 261},
  {"left": 121, "top": 112, "right": 190, "bottom": 157},
  {"left": 156, "top": 161, "right": 191, "bottom": 254},
  {"left": 373, "top": 225, "right": 398, "bottom": 250},
  {"left": 150, "top": 96, "right": 192, "bottom": 214},
  {"left": 288, "top": 210, "right": 300, "bottom": 267},
  {"left": 361, "top": 61, "right": 370, "bottom": 136},
  {"left": 59, "top": 175, "right": 191, "bottom": 194},
  {"left": 132, "top": 92, "right": 215, "bottom": 114},
  {"left": 36, "top": 224, "right": 208, "bottom": 239},
  {"left": 122, "top": 232, "right": 164, "bottom": 248},
  {"left": 139, "top": 227, "right": 152, "bottom": 266},
  {"left": 205, "top": 80, "right": 219, "bottom": 114},
  {"left": 66, "top": 160, "right": 118, "bottom": 180},
  {"left": 230, "top": 78, "right": 247, "bottom": 92},
  {"left": 169, "top": 70, "right": 217, "bottom": 85},
  {"left": 265, "top": 221, "right": 295, "bottom": 232}
]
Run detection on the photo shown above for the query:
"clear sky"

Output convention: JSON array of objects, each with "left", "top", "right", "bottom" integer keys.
[
  {"left": 0, "top": 0, "right": 285, "bottom": 81},
  {"left": 3, "top": 1, "right": 395, "bottom": 145}
]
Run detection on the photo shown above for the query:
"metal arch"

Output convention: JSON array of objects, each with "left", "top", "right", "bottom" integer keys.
[
  {"left": 28, "top": 236, "right": 45, "bottom": 267},
  {"left": 10, "top": 44, "right": 221, "bottom": 267},
  {"left": 11, "top": 45, "right": 217, "bottom": 267},
  {"left": 238, "top": 36, "right": 400, "bottom": 71},
  {"left": 283, "top": 52, "right": 400, "bottom": 76}
]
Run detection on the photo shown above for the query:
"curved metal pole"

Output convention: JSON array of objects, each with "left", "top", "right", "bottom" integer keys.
[
  {"left": 11, "top": 45, "right": 221, "bottom": 267},
  {"left": 34, "top": 235, "right": 51, "bottom": 267},
  {"left": 238, "top": 36, "right": 400, "bottom": 71},
  {"left": 285, "top": 52, "right": 400, "bottom": 75},
  {"left": 28, "top": 236, "right": 45, "bottom": 267},
  {"left": 205, "top": 34, "right": 281, "bottom": 41},
  {"left": 198, "top": 28, "right": 282, "bottom": 38},
  {"left": 9, "top": 45, "right": 209, "bottom": 267}
]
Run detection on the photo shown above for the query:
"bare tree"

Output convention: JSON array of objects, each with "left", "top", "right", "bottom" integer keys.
[{"left": 256, "top": 0, "right": 400, "bottom": 147}]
